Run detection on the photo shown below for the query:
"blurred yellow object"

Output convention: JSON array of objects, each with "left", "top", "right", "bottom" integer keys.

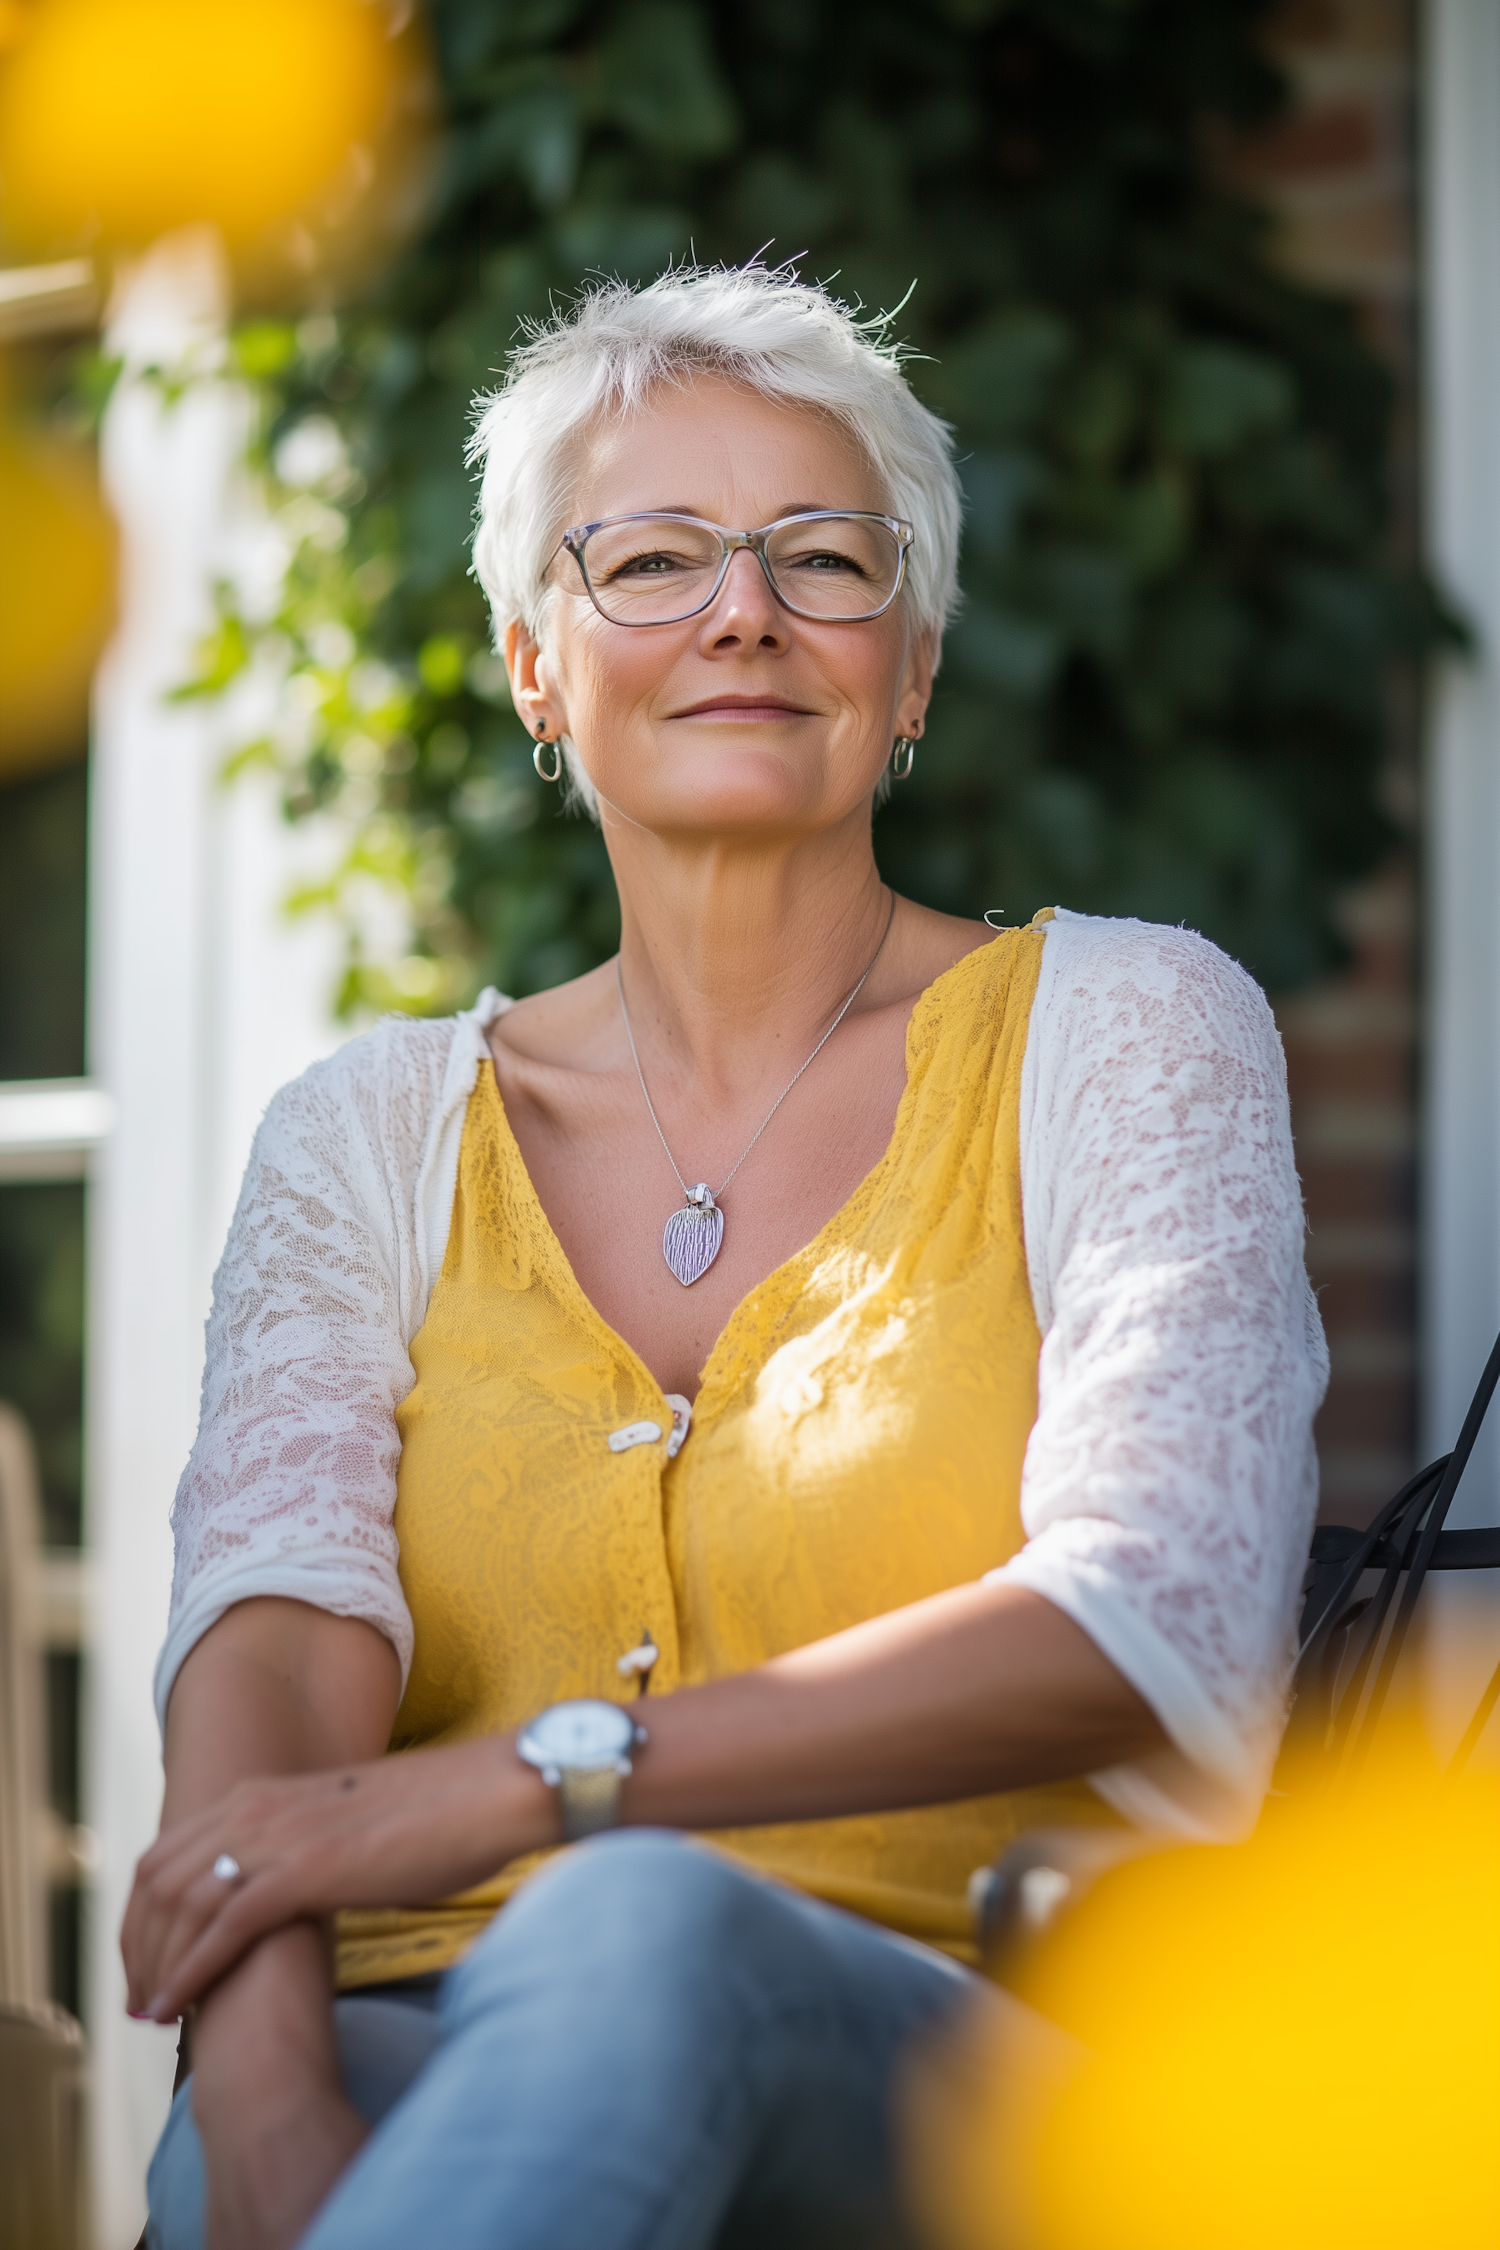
[
  {"left": 0, "top": 411, "right": 115, "bottom": 779},
  {"left": 0, "top": 0, "right": 414, "bottom": 270},
  {"left": 906, "top": 1735, "right": 1500, "bottom": 2250}
]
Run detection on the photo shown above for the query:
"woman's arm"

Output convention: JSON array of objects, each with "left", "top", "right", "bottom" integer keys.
[
  {"left": 127, "top": 1600, "right": 402, "bottom": 2250},
  {"left": 1002, "top": 915, "right": 1328, "bottom": 1833},
  {"left": 154, "top": 1014, "right": 476, "bottom": 1741},
  {"left": 127, "top": 1575, "right": 1160, "bottom": 2027},
  {"left": 131, "top": 1018, "right": 478, "bottom": 2247},
  {"left": 160, "top": 1598, "right": 403, "bottom": 1828}
]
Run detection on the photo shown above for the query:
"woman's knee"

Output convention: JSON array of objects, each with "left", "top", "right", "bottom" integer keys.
[{"left": 450, "top": 1832, "right": 787, "bottom": 2016}]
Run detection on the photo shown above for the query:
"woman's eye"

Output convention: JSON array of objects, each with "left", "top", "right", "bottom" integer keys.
[
  {"left": 788, "top": 548, "right": 865, "bottom": 575},
  {"left": 605, "top": 549, "right": 692, "bottom": 580}
]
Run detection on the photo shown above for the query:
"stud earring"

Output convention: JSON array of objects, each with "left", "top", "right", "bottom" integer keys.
[
  {"left": 533, "top": 727, "right": 563, "bottom": 784},
  {"left": 891, "top": 736, "right": 916, "bottom": 781}
]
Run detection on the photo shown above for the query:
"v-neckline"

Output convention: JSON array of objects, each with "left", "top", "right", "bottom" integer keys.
[{"left": 479, "top": 936, "right": 1006, "bottom": 1417}]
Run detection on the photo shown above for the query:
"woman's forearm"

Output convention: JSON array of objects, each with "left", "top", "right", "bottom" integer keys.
[
  {"left": 161, "top": 1596, "right": 403, "bottom": 1828},
  {"left": 190, "top": 1922, "right": 342, "bottom": 2129},
  {"left": 135, "top": 1603, "right": 405, "bottom": 2245},
  {"left": 189, "top": 1924, "right": 371, "bottom": 2250},
  {"left": 622, "top": 1579, "right": 1162, "bottom": 1830},
  {"left": 125, "top": 1600, "right": 400, "bottom": 2027}
]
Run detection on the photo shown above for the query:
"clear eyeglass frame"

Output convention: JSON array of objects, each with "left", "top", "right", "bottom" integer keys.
[{"left": 558, "top": 509, "right": 915, "bottom": 627}]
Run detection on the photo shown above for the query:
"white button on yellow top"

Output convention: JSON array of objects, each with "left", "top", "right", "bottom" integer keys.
[
  {"left": 606, "top": 1420, "right": 662, "bottom": 1452},
  {"left": 664, "top": 1393, "right": 693, "bottom": 1458},
  {"left": 616, "top": 1633, "right": 659, "bottom": 1680}
]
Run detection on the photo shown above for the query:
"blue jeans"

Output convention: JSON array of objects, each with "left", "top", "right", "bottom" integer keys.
[{"left": 146, "top": 1830, "right": 975, "bottom": 2249}]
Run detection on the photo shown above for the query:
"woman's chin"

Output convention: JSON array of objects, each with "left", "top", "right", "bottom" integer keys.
[
  {"left": 598, "top": 754, "right": 865, "bottom": 838},
  {"left": 629, "top": 790, "right": 845, "bottom": 839}
]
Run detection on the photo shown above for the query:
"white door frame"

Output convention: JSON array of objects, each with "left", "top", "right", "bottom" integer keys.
[
  {"left": 1419, "top": 0, "right": 1500, "bottom": 1752},
  {"left": 1420, "top": 0, "right": 1500, "bottom": 1503},
  {"left": 85, "top": 230, "right": 346, "bottom": 2246}
]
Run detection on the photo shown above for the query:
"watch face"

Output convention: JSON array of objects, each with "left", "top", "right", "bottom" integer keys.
[{"left": 519, "top": 1698, "right": 636, "bottom": 1770}]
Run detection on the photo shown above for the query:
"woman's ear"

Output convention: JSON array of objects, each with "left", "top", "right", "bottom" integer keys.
[
  {"left": 896, "top": 625, "right": 938, "bottom": 741},
  {"left": 504, "top": 620, "right": 562, "bottom": 741}
]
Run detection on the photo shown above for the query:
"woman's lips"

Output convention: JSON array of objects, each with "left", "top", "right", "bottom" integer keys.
[{"left": 672, "top": 700, "right": 812, "bottom": 722}]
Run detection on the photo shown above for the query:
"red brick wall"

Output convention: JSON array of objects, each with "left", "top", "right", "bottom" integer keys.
[{"left": 1233, "top": 1, "right": 1420, "bottom": 1523}]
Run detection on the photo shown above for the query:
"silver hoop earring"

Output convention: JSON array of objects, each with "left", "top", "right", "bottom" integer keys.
[
  {"left": 891, "top": 736, "right": 916, "bottom": 781},
  {"left": 533, "top": 734, "right": 563, "bottom": 784}
]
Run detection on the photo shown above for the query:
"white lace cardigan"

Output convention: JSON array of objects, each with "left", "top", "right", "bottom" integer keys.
[{"left": 157, "top": 910, "right": 1327, "bottom": 1840}]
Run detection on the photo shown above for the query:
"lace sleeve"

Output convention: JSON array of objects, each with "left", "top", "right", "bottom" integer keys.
[
  {"left": 153, "top": 1015, "right": 468, "bottom": 1728},
  {"left": 993, "top": 912, "right": 1328, "bottom": 1837}
]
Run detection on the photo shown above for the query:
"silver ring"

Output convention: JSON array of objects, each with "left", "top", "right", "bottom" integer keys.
[{"left": 212, "top": 1853, "right": 242, "bottom": 1883}]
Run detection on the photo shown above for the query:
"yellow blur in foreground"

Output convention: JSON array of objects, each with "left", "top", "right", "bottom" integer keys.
[
  {"left": 906, "top": 1736, "right": 1500, "bottom": 2250},
  {"left": 0, "top": 0, "right": 410, "bottom": 259},
  {"left": 0, "top": 416, "right": 114, "bottom": 777}
]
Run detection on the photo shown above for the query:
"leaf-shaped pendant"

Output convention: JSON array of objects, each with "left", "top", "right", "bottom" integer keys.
[{"left": 663, "top": 1184, "right": 724, "bottom": 1286}]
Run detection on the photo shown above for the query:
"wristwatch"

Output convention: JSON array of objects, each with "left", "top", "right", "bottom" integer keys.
[{"left": 516, "top": 1698, "right": 647, "bottom": 1841}]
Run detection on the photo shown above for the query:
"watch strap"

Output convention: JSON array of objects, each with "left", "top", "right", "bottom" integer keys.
[{"left": 558, "top": 1761, "right": 625, "bottom": 1841}]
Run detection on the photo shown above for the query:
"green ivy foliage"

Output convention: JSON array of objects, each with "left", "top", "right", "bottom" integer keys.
[{"left": 201, "top": 0, "right": 1450, "bottom": 1012}]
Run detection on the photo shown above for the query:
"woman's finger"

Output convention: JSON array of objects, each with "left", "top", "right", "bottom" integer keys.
[
  {"left": 142, "top": 1811, "right": 343, "bottom": 2011},
  {"left": 123, "top": 1830, "right": 225, "bottom": 2011},
  {"left": 145, "top": 1779, "right": 426, "bottom": 2014},
  {"left": 126, "top": 1742, "right": 507, "bottom": 2016},
  {"left": 137, "top": 1829, "right": 298, "bottom": 2012},
  {"left": 125, "top": 1850, "right": 237, "bottom": 2012},
  {"left": 122, "top": 1781, "right": 295, "bottom": 2008},
  {"left": 147, "top": 1864, "right": 318, "bottom": 2019}
]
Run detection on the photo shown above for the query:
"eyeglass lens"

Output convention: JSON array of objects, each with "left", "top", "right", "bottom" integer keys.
[{"left": 578, "top": 516, "right": 905, "bottom": 624}]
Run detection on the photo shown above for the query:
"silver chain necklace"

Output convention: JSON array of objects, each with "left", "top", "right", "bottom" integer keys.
[{"left": 617, "top": 888, "right": 897, "bottom": 1286}]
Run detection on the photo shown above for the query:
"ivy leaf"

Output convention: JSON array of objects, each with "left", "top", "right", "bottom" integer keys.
[
  {"left": 445, "top": 0, "right": 587, "bottom": 70},
  {"left": 167, "top": 588, "right": 252, "bottom": 701},
  {"left": 722, "top": 151, "right": 843, "bottom": 244},
  {"left": 594, "top": 1, "right": 739, "bottom": 157},
  {"left": 928, "top": 311, "right": 1071, "bottom": 440},
  {"left": 949, "top": 602, "right": 1061, "bottom": 698},
  {"left": 1106, "top": 470, "right": 1190, "bottom": 583},
  {"left": 959, "top": 450, "right": 1046, "bottom": 567},
  {"left": 1058, "top": 354, "right": 1138, "bottom": 471},
  {"left": 1025, "top": 546, "right": 1134, "bottom": 657},
  {"left": 418, "top": 635, "right": 471, "bottom": 698},
  {"left": 230, "top": 322, "right": 300, "bottom": 381},
  {"left": 488, "top": 81, "right": 583, "bottom": 208},
  {"left": 1159, "top": 342, "right": 1294, "bottom": 458},
  {"left": 65, "top": 345, "right": 125, "bottom": 431},
  {"left": 550, "top": 203, "right": 694, "bottom": 283}
]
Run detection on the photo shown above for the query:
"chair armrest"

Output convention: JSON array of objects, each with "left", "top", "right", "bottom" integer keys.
[{"left": 972, "top": 1827, "right": 1176, "bottom": 1986}]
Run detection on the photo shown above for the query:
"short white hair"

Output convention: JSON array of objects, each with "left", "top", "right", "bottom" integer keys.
[{"left": 468, "top": 259, "right": 963, "bottom": 665}]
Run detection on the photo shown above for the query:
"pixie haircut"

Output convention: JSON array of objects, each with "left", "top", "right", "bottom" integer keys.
[{"left": 468, "top": 259, "right": 963, "bottom": 676}]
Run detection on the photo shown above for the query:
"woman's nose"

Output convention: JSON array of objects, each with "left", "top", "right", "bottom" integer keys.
[{"left": 699, "top": 546, "right": 787, "bottom": 649}]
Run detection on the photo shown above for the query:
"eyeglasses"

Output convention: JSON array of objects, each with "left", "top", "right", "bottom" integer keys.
[{"left": 558, "top": 511, "right": 914, "bottom": 627}]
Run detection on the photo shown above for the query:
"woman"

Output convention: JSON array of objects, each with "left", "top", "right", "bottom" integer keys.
[{"left": 133, "top": 263, "right": 1326, "bottom": 2250}]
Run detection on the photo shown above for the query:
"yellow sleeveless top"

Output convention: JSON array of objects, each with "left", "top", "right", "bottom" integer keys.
[{"left": 336, "top": 920, "right": 1105, "bottom": 1989}]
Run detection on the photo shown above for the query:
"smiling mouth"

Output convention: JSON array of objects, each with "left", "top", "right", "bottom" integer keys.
[{"left": 671, "top": 697, "right": 814, "bottom": 722}]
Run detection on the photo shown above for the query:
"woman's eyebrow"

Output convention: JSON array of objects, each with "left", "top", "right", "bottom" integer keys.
[
  {"left": 596, "top": 503, "right": 853, "bottom": 522},
  {"left": 583, "top": 503, "right": 709, "bottom": 522}
]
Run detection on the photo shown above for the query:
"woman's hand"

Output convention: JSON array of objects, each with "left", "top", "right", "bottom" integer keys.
[
  {"left": 124, "top": 1733, "right": 556, "bottom": 2024},
  {"left": 126, "top": 1598, "right": 555, "bottom": 2024}
]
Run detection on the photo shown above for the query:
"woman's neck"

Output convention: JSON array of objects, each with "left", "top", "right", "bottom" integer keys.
[{"left": 604, "top": 813, "right": 894, "bottom": 1105}]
